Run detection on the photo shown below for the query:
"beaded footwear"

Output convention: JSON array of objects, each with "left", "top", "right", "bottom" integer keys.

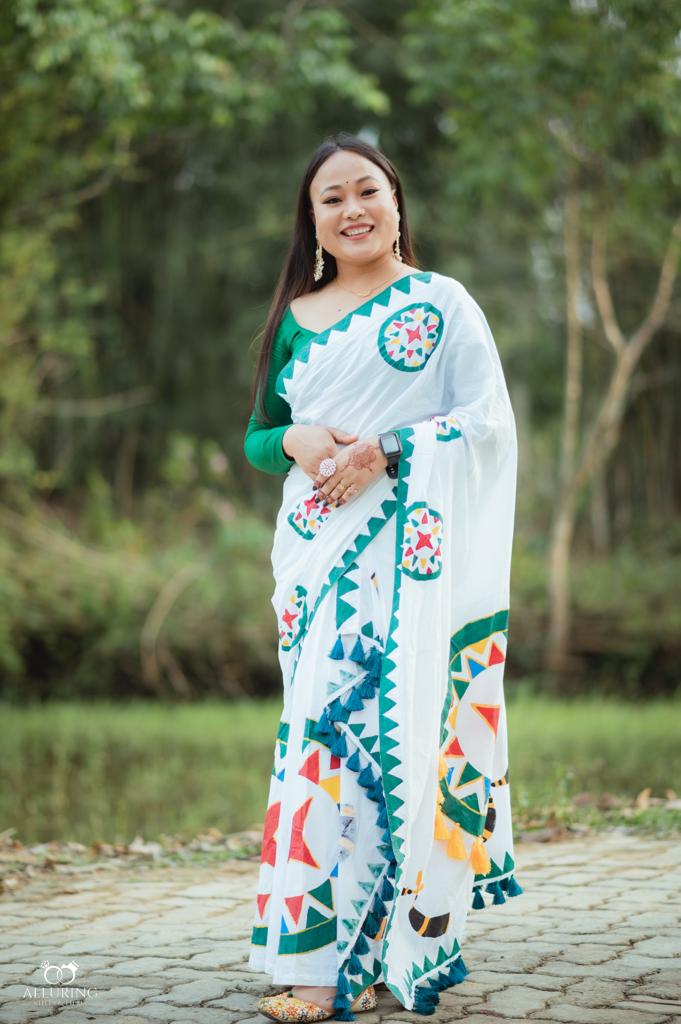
[{"left": 256, "top": 984, "right": 377, "bottom": 1021}]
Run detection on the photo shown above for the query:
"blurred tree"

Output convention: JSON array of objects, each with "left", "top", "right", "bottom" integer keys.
[
  {"left": 400, "top": 0, "right": 681, "bottom": 679},
  {"left": 0, "top": 0, "right": 386, "bottom": 503}
]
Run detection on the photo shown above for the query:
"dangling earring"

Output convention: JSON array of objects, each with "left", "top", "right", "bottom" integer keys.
[
  {"left": 393, "top": 211, "right": 403, "bottom": 262},
  {"left": 314, "top": 237, "right": 324, "bottom": 282}
]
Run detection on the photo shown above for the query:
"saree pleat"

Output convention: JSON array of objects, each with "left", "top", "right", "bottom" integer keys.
[{"left": 248, "top": 270, "right": 523, "bottom": 1017}]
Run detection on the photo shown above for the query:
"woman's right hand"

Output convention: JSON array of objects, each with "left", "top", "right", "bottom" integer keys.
[{"left": 282, "top": 424, "right": 359, "bottom": 480}]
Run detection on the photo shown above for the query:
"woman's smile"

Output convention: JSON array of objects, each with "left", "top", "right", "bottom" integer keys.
[{"left": 340, "top": 224, "right": 374, "bottom": 238}]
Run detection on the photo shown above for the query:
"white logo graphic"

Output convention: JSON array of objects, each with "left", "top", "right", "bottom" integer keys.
[{"left": 41, "top": 960, "right": 79, "bottom": 985}]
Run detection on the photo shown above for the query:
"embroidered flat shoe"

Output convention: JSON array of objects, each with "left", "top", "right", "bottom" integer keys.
[{"left": 256, "top": 984, "right": 377, "bottom": 1021}]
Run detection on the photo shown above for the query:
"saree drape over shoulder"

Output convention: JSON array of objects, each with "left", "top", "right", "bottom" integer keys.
[{"left": 248, "top": 270, "right": 523, "bottom": 1019}]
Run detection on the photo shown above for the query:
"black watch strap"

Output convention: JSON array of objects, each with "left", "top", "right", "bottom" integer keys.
[{"left": 378, "top": 431, "right": 402, "bottom": 479}]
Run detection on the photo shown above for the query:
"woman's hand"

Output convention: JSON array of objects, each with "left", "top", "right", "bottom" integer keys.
[
  {"left": 313, "top": 437, "right": 388, "bottom": 508},
  {"left": 282, "top": 424, "right": 359, "bottom": 479}
]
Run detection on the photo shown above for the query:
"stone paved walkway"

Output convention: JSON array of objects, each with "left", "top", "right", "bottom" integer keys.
[{"left": 1, "top": 832, "right": 679, "bottom": 1024}]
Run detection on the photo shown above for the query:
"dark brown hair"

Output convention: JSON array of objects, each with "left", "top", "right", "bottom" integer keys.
[{"left": 249, "top": 132, "right": 420, "bottom": 425}]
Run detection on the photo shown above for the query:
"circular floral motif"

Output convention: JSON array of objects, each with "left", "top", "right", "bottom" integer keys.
[
  {"left": 279, "top": 585, "right": 308, "bottom": 649},
  {"left": 288, "top": 490, "right": 332, "bottom": 540},
  {"left": 377, "top": 302, "right": 444, "bottom": 372},
  {"left": 431, "top": 413, "right": 462, "bottom": 442},
  {"left": 401, "top": 503, "right": 444, "bottom": 580}
]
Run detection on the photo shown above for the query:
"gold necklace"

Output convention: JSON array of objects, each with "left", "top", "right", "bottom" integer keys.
[{"left": 335, "top": 266, "right": 406, "bottom": 299}]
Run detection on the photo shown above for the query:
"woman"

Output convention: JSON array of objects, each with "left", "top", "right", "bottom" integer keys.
[{"left": 243, "top": 133, "right": 523, "bottom": 1023}]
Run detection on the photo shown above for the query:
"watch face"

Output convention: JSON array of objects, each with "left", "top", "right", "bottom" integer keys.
[{"left": 382, "top": 435, "right": 400, "bottom": 456}]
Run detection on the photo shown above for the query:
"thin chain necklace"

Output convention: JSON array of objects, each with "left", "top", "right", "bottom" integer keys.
[{"left": 335, "top": 265, "right": 406, "bottom": 299}]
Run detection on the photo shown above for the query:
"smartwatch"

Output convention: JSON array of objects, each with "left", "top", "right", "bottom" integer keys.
[{"left": 378, "top": 431, "right": 402, "bottom": 479}]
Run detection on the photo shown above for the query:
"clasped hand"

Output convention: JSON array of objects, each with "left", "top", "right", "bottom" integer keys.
[{"left": 312, "top": 437, "right": 387, "bottom": 508}]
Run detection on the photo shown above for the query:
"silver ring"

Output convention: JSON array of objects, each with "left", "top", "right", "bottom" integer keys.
[{"left": 318, "top": 457, "right": 337, "bottom": 478}]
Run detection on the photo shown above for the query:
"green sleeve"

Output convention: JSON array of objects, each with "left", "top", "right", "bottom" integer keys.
[{"left": 243, "top": 311, "right": 299, "bottom": 475}]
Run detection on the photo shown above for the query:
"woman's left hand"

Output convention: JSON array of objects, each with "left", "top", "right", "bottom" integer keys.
[{"left": 312, "top": 437, "right": 388, "bottom": 508}]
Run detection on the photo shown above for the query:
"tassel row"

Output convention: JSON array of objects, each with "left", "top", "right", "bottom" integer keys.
[
  {"left": 321, "top": 630, "right": 395, "bottom": 1021},
  {"left": 412, "top": 954, "right": 469, "bottom": 1016},
  {"left": 472, "top": 872, "right": 524, "bottom": 910}
]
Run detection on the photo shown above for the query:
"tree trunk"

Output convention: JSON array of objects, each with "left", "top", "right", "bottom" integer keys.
[{"left": 545, "top": 184, "right": 583, "bottom": 678}]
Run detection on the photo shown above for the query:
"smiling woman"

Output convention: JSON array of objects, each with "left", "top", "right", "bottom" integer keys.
[{"left": 243, "top": 132, "right": 522, "bottom": 1023}]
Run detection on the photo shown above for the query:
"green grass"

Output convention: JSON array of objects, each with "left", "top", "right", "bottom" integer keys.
[{"left": 0, "top": 695, "right": 679, "bottom": 848}]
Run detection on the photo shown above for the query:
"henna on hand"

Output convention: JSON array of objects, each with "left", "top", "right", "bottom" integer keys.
[{"left": 347, "top": 442, "right": 379, "bottom": 472}]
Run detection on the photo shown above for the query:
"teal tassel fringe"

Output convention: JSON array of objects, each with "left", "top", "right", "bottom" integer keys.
[
  {"left": 353, "top": 930, "right": 369, "bottom": 955},
  {"left": 330, "top": 730, "right": 348, "bottom": 757},
  {"left": 413, "top": 955, "right": 469, "bottom": 1016},
  {"left": 372, "top": 893, "right": 387, "bottom": 918},
  {"left": 347, "top": 951, "right": 363, "bottom": 976},
  {"left": 346, "top": 748, "right": 361, "bottom": 772},
  {"left": 349, "top": 636, "right": 365, "bottom": 662},
  {"left": 472, "top": 887, "right": 485, "bottom": 909},
  {"left": 507, "top": 873, "right": 523, "bottom": 896},
  {"left": 327, "top": 697, "right": 345, "bottom": 722},
  {"left": 381, "top": 875, "right": 394, "bottom": 901},
  {"left": 357, "top": 674, "right": 377, "bottom": 698},
  {"left": 330, "top": 635, "right": 345, "bottom": 660},
  {"left": 343, "top": 687, "right": 364, "bottom": 712}
]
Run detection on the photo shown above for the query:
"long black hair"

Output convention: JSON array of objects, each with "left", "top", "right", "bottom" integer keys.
[{"left": 249, "top": 132, "right": 420, "bottom": 425}]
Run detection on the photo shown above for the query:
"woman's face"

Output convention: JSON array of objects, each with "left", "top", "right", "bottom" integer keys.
[{"left": 309, "top": 150, "right": 399, "bottom": 268}]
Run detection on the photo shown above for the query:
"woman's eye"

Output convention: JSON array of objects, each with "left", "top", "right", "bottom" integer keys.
[{"left": 323, "top": 189, "right": 379, "bottom": 205}]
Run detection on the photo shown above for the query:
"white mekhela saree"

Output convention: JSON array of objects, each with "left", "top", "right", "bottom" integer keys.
[{"left": 248, "top": 270, "right": 523, "bottom": 1018}]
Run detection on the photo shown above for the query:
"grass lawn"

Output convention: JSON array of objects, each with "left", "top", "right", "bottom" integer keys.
[{"left": 0, "top": 695, "right": 678, "bottom": 849}]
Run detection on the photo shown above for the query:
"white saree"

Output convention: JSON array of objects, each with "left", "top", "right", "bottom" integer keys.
[{"left": 248, "top": 270, "right": 523, "bottom": 1018}]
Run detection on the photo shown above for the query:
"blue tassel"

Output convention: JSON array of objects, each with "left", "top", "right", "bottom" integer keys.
[
  {"left": 333, "top": 971, "right": 355, "bottom": 1020},
  {"left": 327, "top": 697, "right": 345, "bottom": 722},
  {"left": 332, "top": 987, "right": 356, "bottom": 1023},
  {"left": 387, "top": 859, "right": 397, "bottom": 878},
  {"left": 349, "top": 636, "right": 365, "bottom": 662},
  {"left": 507, "top": 873, "right": 523, "bottom": 896},
  {"left": 372, "top": 894, "right": 387, "bottom": 918},
  {"left": 472, "top": 887, "right": 485, "bottom": 909},
  {"left": 347, "top": 951, "right": 363, "bottom": 976},
  {"left": 381, "top": 826, "right": 392, "bottom": 845},
  {"left": 458, "top": 956, "right": 469, "bottom": 976},
  {"left": 377, "top": 804, "right": 389, "bottom": 829},
  {"left": 486, "top": 880, "right": 506, "bottom": 904},
  {"left": 449, "top": 959, "right": 466, "bottom": 983},
  {"left": 357, "top": 674, "right": 377, "bottom": 699},
  {"left": 336, "top": 970, "right": 351, "bottom": 996},
  {"left": 330, "top": 635, "right": 345, "bottom": 660},
  {"left": 413, "top": 988, "right": 439, "bottom": 1014},
  {"left": 378, "top": 842, "right": 393, "bottom": 858},
  {"left": 368, "top": 780, "right": 383, "bottom": 803},
  {"left": 380, "top": 875, "right": 394, "bottom": 901},
  {"left": 353, "top": 930, "right": 369, "bottom": 955},
  {"left": 358, "top": 765, "right": 375, "bottom": 788},
  {"left": 362, "top": 911, "right": 379, "bottom": 936},
  {"left": 344, "top": 687, "right": 364, "bottom": 712},
  {"left": 346, "top": 748, "right": 361, "bottom": 772},
  {"left": 330, "top": 730, "right": 348, "bottom": 757},
  {"left": 317, "top": 708, "right": 334, "bottom": 736}
]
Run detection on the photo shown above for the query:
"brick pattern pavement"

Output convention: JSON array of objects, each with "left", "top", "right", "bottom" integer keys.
[{"left": 1, "top": 832, "right": 679, "bottom": 1023}]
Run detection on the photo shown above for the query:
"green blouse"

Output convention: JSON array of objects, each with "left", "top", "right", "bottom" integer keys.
[{"left": 243, "top": 306, "right": 315, "bottom": 475}]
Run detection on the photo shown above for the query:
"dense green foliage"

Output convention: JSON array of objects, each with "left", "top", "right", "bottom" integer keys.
[{"left": 1, "top": 0, "right": 679, "bottom": 698}]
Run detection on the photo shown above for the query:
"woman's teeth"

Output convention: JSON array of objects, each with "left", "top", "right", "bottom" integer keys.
[{"left": 343, "top": 226, "right": 373, "bottom": 236}]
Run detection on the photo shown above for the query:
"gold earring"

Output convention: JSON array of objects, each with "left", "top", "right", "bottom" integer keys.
[
  {"left": 314, "top": 237, "right": 324, "bottom": 282},
  {"left": 393, "top": 229, "right": 403, "bottom": 262}
]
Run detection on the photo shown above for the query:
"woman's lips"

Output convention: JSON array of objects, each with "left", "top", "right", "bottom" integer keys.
[{"left": 341, "top": 225, "right": 374, "bottom": 238}]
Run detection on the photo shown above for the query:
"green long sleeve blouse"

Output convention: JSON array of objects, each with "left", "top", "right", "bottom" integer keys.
[{"left": 243, "top": 306, "right": 315, "bottom": 475}]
